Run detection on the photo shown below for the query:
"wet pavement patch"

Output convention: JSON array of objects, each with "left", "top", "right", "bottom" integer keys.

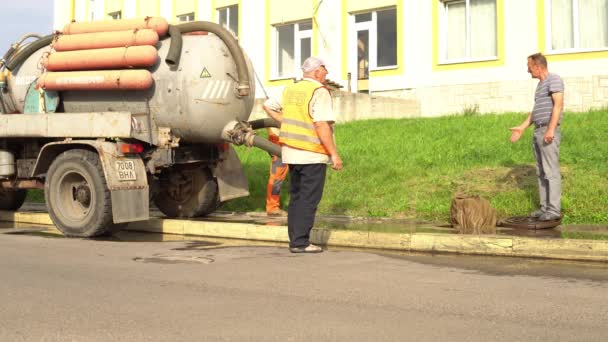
[
  {"left": 3, "top": 230, "right": 65, "bottom": 238},
  {"left": 133, "top": 254, "right": 215, "bottom": 264},
  {"left": 171, "top": 241, "right": 224, "bottom": 250},
  {"left": 374, "top": 250, "right": 608, "bottom": 282}
]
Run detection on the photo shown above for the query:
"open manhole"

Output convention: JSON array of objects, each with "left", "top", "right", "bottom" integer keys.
[{"left": 498, "top": 216, "right": 562, "bottom": 230}]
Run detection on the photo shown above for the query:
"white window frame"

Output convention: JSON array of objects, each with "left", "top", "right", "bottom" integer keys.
[
  {"left": 89, "top": 0, "right": 95, "bottom": 21},
  {"left": 544, "top": 0, "right": 608, "bottom": 54},
  {"left": 439, "top": 0, "right": 498, "bottom": 64},
  {"left": 177, "top": 12, "right": 195, "bottom": 22},
  {"left": 353, "top": 9, "right": 397, "bottom": 72},
  {"left": 217, "top": 5, "right": 238, "bottom": 37},
  {"left": 272, "top": 21, "right": 313, "bottom": 80}
]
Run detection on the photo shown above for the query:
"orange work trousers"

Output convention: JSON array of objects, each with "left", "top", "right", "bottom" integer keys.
[{"left": 266, "top": 132, "right": 288, "bottom": 213}]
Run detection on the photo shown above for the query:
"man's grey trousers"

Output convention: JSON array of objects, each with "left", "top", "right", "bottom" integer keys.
[{"left": 532, "top": 126, "right": 562, "bottom": 215}]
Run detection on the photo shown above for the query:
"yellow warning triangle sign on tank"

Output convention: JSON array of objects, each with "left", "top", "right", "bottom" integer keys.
[{"left": 200, "top": 68, "right": 212, "bottom": 78}]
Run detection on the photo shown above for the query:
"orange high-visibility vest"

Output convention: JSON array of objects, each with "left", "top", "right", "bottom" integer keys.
[{"left": 279, "top": 80, "right": 330, "bottom": 155}]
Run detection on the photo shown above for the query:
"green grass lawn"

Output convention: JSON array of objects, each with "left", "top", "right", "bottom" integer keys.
[
  {"left": 26, "top": 109, "right": 608, "bottom": 225},
  {"left": 223, "top": 109, "right": 608, "bottom": 225}
]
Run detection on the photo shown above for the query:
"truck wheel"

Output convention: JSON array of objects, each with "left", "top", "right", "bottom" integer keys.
[
  {"left": 154, "top": 166, "right": 219, "bottom": 218},
  {"left": 44, "top": 149, "right": 120, "bottom": 237},
  {"left": 0, "top": 189, "right": 27, "bottom": 210}
]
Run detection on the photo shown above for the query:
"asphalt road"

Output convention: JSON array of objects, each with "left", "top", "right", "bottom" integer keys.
[{"left": 1, "top": 227, "right": 607, "bottom": 341}]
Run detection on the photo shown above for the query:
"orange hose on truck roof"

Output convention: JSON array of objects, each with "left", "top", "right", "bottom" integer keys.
[
  {"left": 37, "top": 70, "right": 153, "bottom": 90},
  {"left": 53, "top": 29, "right": 159, "bottom": 51},
  {"left": 43, "top": 46, "right": 158, "bottom": 71},
  {"left": 62, "top": 17, "right": 169, "bottom": 37}
]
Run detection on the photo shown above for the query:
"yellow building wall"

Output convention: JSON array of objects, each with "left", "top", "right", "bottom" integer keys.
[
  {"left": 138, "top": 0, "right": 159, "bottom": 16},
  {"left": 215, "top": 0, "right": 238, "bottom": 8},
  {"left": 105, "top": 0, "right": 123, "bottom": 14},
  {"left": 268, "top": 0, "right": 313, "bottom": 24},
  {"left": 175, "top": 0, "right": 196, "bottom": 16},
  {"left": 346, "top": 0, "right": 396, "bottom": 13}
]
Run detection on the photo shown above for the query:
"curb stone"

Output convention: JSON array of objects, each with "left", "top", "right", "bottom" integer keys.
[{"left": 1, "top": 210, "right": 607, "bottom": 262}]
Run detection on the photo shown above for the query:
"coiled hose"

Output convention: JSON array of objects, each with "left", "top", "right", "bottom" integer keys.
[{"left": 5, "top": 35, "right": 53, "bottom": 71}]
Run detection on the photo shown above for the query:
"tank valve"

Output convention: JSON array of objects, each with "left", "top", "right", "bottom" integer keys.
[
  {"left": 221, "top": 120, "right": 253, "bottom": 146},
  {"left": 221, "top": 120, "right": 281, "bottom": 157}
]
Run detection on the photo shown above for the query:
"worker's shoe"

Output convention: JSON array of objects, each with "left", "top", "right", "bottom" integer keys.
[
  {"left": 289, "top": 244, "right": 323, "bottom": 254},
  {"left": 529, "top": 210, "right": 545, "bottom": 218},
  {"left": 267, "top": 209, "right": 288, "bottom": 217},
  {"left": 539, "top": 212, "right": 561, "bottom": 221}
]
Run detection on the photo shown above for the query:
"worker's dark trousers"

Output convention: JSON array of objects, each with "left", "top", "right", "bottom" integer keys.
[{"left": 287, "top": 163, "right": 327, "bottom": 248}]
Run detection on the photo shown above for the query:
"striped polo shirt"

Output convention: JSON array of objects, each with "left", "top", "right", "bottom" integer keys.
[{"left": 532, "top": 73, "right": 564, "bottom": 127}]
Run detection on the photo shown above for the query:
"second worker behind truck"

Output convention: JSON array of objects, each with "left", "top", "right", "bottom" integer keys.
[
  {"left": 274, "top": 56, "right": 343, "bottom": 253},
  {"left": 262, "top": 99, "right": 288, "bottom": 217}
]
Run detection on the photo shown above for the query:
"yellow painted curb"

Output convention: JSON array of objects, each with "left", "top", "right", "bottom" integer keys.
[
  {"left": 2, "top": 210, "right": 608, "bottom": 262},
  {"left": 410, "top": 234, "right": 514, "bottom": 256},
  {"left": 0, "top": 211, "right": 54, "bottom": 226},
  {"left": 512, "top": 237, "right": 608, "bottom": 261}
]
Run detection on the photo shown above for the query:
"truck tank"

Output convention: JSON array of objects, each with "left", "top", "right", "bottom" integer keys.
[
  {"left": 6, "top": 24, "right": 256, "bottom": 145},
  {"left": 0, "top": 20, "right": 281, "bottom": 238}
]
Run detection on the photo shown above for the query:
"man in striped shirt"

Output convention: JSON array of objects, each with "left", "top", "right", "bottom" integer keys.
[{"left": 509, "top": 53, "right": 564, "bottom": 221}]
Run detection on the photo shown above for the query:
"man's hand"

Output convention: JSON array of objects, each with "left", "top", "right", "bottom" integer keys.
[
  {"left": 263, "top": 98, "right": 282, "bottom": 112},
  {"left": 330, "top": 154, "right": 343, "bottom": 171},
  {"left": 509, "top": 127, "right": 524, "bottom": 143},
  {"left": 263, "top": 98, "right": 283, "bottom": 123},
  {"left": 544, "top": 128, "right": 554, "bottom": 144}
]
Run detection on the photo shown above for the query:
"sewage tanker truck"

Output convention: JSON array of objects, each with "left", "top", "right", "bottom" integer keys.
[{"left": 0, "top": 17, "right": 280, "bottom": 237}]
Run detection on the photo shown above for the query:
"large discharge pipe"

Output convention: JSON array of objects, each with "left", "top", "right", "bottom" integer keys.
[{"left": 167, "top": 21, "right": 250, "bottom": 97}]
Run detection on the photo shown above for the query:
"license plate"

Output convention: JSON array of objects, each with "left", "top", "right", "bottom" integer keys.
[{"left": 115, "top": 160, "right": 137, "bottom": 181}]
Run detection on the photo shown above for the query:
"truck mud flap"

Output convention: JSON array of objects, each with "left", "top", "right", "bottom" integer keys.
[
  {"left": 100, "top": 145, "right": 149, "bottom": 223},
  {"left": 213, "top": 146, "right": 249, "bottom": 202}
]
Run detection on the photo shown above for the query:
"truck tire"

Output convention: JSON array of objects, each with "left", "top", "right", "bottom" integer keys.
[
  {"left": 44, "top": 149, "right": 120, "bottom": 237},
  {"left": 154, "top": 166, "right": 219, "bottom": 218},
  {"left": 0, "top": 189, "right": 27, "bottom": 210}
]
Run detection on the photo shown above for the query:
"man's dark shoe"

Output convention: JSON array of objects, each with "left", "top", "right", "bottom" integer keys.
[
  {"left": 539, "top": 212, "right": 561, "bottom": 221},
  {"left": 530, "top": 210, "right": 545, "bottom": 218},
  {"left": 289, "top": 244, "right": 323, "bottom": 253}
]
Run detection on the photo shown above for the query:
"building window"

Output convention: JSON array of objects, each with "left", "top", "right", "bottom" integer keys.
[
  {"left": 354, "top": 7, "right": 397, "bottom": 79},
  {"left": 440, "top": 0, "right": 497, "bottom": 63},
  {"left": 274, "top": 20, "right": 312, "bottom": 79},
  {"left": 547, "top": 0, "right": 608, "bottom": 52},
  {"left": 108, "top": 11, "right": 121, "bottom": 20},
  {"left": 177, "top": 12, "right": 195, "bottom": 22},
  {"left": 218, "top": 5, "right": 238, "bottom": 37}
]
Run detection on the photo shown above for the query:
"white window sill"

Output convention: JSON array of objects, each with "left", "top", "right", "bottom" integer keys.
[
  {"left": 371, "top": 65, "right": 398, "bottom": 72},
  {"left": 545, "top": 47, "right": 608, "bottom": 55},
  {"left": 438, "top": 56, "right": 498, "bottom": 65}
]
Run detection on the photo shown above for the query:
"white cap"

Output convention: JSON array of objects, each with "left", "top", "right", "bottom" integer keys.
[{"left": 301, "top": 56, "right": 326, "bottom": 72}]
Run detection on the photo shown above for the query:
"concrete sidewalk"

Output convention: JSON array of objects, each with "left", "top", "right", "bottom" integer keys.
[{"left": 1, "top": 203, "right": 607, "bottom": 262}]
